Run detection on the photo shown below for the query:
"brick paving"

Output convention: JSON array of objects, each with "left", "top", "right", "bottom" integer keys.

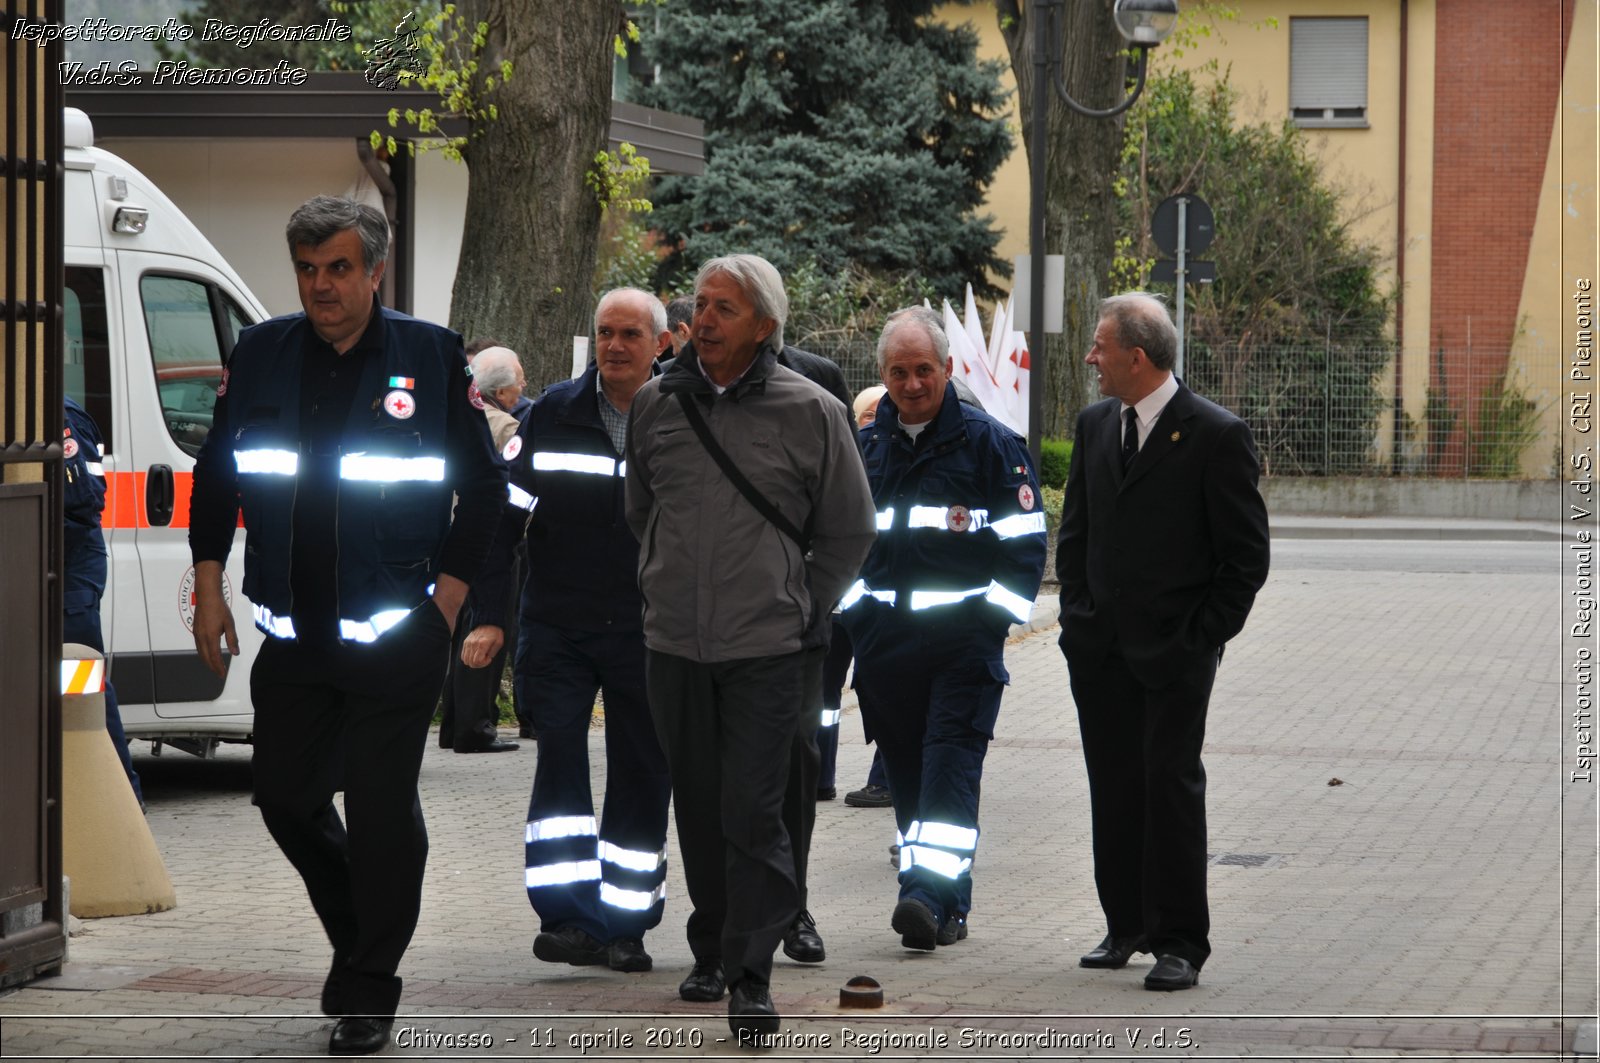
[{"left": 0, "top": 535, "right": 1592, "bottom": 1060}]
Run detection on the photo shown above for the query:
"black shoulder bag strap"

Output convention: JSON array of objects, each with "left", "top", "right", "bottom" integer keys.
[{"left": 675, "top": 392, "right": 813, "bottom": 555}]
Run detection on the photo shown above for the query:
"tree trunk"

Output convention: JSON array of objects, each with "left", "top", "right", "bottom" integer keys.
[
  {"left": 999, "top": 0, "right": 1130, "bottom": 439},
  {"left": 450, "top": 1, "right": 621, "bottom": 390}
]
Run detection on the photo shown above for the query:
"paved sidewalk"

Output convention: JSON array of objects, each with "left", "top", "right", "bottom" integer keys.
[{"left": 0, "top": 533, "right": 1592, "bottom": 1060}]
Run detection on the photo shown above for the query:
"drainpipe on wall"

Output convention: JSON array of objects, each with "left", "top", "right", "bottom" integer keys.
[{"left": 1392, "top": 0, "right": 1408, "bottom": 474}]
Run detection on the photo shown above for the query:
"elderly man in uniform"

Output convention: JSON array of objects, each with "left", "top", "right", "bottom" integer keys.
[
  {"left": 189, "top": 195, "right": 504, "bottom": 1055},
  {"left": 463, "top": 288, "right": 674, "bottom": 975},
  {"left": 438, "top": 342, "right": 528, "bottom": 754},
  {"left": 625, "top": 254, "right": 875, "bottom": 1038},
  {"left": 840, "top": 306, "right": 1046, "bottom": 952}
]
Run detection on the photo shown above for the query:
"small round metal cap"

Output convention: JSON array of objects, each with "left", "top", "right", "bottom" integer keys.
[{"left": 840, "top": 975, "right": 884, "bottom": 1008}]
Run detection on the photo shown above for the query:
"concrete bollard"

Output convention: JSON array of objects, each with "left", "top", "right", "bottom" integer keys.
[{"left": 60, "top": 643, "right": 176, "bottom": 918}]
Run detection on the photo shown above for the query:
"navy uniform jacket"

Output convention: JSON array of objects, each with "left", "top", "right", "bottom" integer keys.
[
  {"left": 841, "top": 381, "right": 1047, "bottom": 657},
  {"left": 474, "top": 363, "right": 642, "bottom": 634},
  {"left": 189, "top": 305, "right": 505, "bottom": 642},
  {"left": 63, "top": 396, "right": 109, "bottom": 611}
]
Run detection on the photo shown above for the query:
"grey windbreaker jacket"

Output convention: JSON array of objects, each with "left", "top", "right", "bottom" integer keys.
[{"left": 624, "top": 342, "right": 875, "bottom": 663}]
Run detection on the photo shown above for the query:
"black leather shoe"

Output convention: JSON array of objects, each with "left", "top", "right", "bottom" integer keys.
[
  {"left": 728, "top": 979, "right": 779, "bottom": 1038},
  {"left": 936, "top": 912, "right": 968, "bottom": 946},
  {"left": 846, "top": 783, "right": 893, "bottom": 807},
  {"left": 518, "top": 723, "right": 536, "bottom": 740},
  {"left": 891, "top": 898, "right": 939, "bottom": 951},
  {"left": 1144, "top": 954, "right": 1199, "bottom": 990},
  {"left": 607, "top": 937, "right": 652, "bottom": 973},
  {"left": 533, "top": 925, "right": 607, "bottom": 966},
  {"left": 678, "top": 960, "right": 726, "bottom": 1002},
  {"left": 455, "top": 739, "right": 519, "bottom": 753},
  {"left": 782, "top": 909, "right": 826, "bottom": 963},
  {"left": 1079, "top": 933, "right": 1149, "bottom": 969},
  {"left": 816, "top": 786, "right": 837, "bottom": 801},
  {"left": 329, "top": 1016, "right": 393, "bottom": 1056}
]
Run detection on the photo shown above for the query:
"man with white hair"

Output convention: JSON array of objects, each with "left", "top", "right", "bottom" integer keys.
[
  {"left": 840, "top": 306, "right": 1046, "bottom": 953},
  {"left": 466, "top": 342, "right": 528, "bottom": 448},
  {"left": 438, "top": 341, "right": 531, "bottom": 754},
  {"left": 625, "top": 254, "right": 875, "bottom": 1038},
  {"left": 465, "top": 289, "right": 674, "bottom": 973}
]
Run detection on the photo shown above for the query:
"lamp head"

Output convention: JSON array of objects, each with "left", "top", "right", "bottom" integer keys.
[{"left": 1113, "top": 0, "right": 1179, "bottom": 46}]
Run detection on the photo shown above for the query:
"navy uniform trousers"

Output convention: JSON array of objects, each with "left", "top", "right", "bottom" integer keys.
[
  {"left": 517, "top": 620, "right": 670, "bottom": 943},
  {"left": 249, "top": 602, "right": 451, "bottom": 1018},
  {"left": 853, "top": 626, "right": 1008, "bottom": 925}
]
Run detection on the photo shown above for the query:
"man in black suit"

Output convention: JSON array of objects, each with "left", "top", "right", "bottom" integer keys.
[{"left": 1057, "top": 292, "right": 1270, "bottom": 991}]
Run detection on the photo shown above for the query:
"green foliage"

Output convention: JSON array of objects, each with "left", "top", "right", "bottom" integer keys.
[
  {"left": 639, "top": 0, "right": 1013, "bottom": 301},
  {"left": 368, "top": 4, "right": 507, "bottom": 162},
  {"left": 783, "top": 262, "right": 935, "bottom": 355},
  {"left": 594, "top": 215, "right": 674, "bottom": 296},
  {"left": 1420, "top": 383, "right": 1457, "bottom": 475},
  {"left": 1466, "top": 372, "right": 1543, "bottom": 477},
  {"left": 587, "top": 142, "right": 654, "bottom": 215},
  {"left": 1038, "top": 438, "right": 1073, "bottom": 489},
  {"left": 1117, "top": 68, "right": 1395, "bottom": 473}
]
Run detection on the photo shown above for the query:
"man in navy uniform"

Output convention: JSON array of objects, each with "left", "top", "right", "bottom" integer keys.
[
  {"left": 62, "top": 395, "right": 141, "bottom": 807},
  {"left": 461, "top": 288, "right": 673, "bottom": 976},
  {"left": 841, "top": 306, "right": 1046, "bottom": 952},
  {"left": 188, "top": 195, "right": 504, "bottom": 1055}
]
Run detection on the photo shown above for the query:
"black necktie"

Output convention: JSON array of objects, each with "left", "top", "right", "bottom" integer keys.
[{"left": 1121, "top": 407, "right": 1139, "bottom": 472}]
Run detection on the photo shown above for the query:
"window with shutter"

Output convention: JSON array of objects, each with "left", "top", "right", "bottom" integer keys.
[{"left": 1290, "top": 17, "right": 1369, "bottom": 128}]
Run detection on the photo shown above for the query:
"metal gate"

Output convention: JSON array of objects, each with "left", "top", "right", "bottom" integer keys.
[{"left": 0, "top": 0, "right": 66, "bottom": 988}]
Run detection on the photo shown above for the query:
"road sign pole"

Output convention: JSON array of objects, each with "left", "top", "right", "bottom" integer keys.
[{"left": 1175, "top": 195, "right": 1187, "bottom": 378}]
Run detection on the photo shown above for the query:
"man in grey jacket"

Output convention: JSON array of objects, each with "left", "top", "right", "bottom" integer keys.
[{"left": 625, "top": 254, "right": 875, "bottom": 1040}]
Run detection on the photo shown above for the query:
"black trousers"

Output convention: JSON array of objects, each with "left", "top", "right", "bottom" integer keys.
[
  {"left": 645, "top": 648, "right": 806, "bottom": 989},
  {"left": 439, "top": 558, "right": 520, "bottom": 750},
  {"left": 780, "top": 645, "right": 825, "bottom": 908},
  {"left": 250, "top": 602, "right": 452, "bottom": 1016},
  {"left": 816, "top": 620, "right": 853, "bottom": 790},
  {"left": 1067, "top": 647, "right": 1217, "bottom": 970},
  {"left": 517, "top": 621, "right": 670, "bottom": 942}
]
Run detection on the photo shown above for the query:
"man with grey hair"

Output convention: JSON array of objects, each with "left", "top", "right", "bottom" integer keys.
[
  {"left": 464, "top": 288, "right": 674, "bottom": 975},
  {"left": 625, "top": 254, "right": 875, "bottom": 1037},
  {"left": 1059, "top": 292, "right": 1268, "bottom": 991},
  {"left": 840, "top": 305, "right": 1046, "bottom": 953},
  {"left": 189, "top": 195, "right": 504, "bottom": 1054},
  {"left": 665, "top": 294, "right": 694, "bottom": 356}
]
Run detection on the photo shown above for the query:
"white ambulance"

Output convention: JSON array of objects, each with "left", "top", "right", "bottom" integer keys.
[{"left": 64, "top": 107, "right": 267, "bottom": 756}]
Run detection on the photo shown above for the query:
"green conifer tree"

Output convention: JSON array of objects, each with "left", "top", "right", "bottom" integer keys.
[{"left": 640, "top": 0, "right": 1013, "bottom": 300}]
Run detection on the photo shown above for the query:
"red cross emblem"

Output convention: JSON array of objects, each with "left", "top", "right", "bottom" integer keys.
[
  {"left": 1018, "top": 484, "right": 1035, "bottom": 511},
  {"left": 383, "top": 389, "right": 417, "bottom": 420},
  {"left": 946, "top": 504, "right": 971, "bottom": 532},
  {"left": 467, "top": 381, "right": 486, "bottom": 410}
]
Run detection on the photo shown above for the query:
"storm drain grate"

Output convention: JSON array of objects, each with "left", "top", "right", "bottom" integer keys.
[{"left": 1206, "top": 852, "right": 1285, "bottom": 868}]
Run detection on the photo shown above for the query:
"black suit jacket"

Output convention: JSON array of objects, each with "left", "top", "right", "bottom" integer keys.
[{"left": 1057, "top": 382, "right": 1270, "bottom": 673}]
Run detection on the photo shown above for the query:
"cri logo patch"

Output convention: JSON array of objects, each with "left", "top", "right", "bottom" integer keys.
[{"left": 383, "top": 389, "right": 417, "bottom": 420}]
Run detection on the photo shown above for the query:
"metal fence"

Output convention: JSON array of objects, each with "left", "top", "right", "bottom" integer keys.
[{"left": 807, "top": 338, "right": 1562, "bottom": 480}]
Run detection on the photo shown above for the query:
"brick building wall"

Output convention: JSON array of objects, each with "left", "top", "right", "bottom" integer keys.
[{"left": 1429, "top": 0, "right": 1575, "bottom": 459}]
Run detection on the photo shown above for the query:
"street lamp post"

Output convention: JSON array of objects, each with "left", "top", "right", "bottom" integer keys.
[{"left": 1025, "top": 0, "right": 1178, "bottom": 472}]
